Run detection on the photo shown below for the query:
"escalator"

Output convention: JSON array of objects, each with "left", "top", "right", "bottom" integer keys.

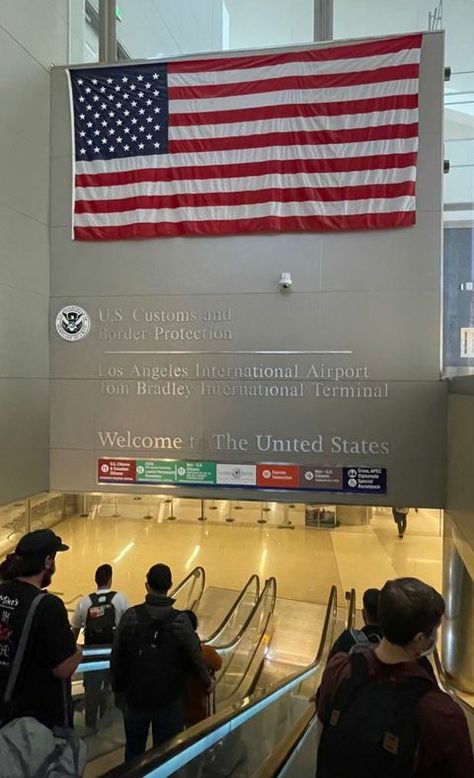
[
  {"left": 98, "top": 585, "right": 340, "bottom": 777},
  {"left": 74, "top": 570, "right": 273, "bottom": 773}
]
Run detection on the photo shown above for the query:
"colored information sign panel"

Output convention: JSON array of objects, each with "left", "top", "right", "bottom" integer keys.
[
  {"left": 342, "top": 467, "right": 387, "bottom": 493},
  {"left": 216, "top": 463, "right": 256, "bottom": 486},
  {"left": 256, "top": 464, "right": 300, "bottom": 488},
  {"left": 299, "top": 466, "right": 343, "bottom": 489},
  {"left": 176, "top": 461, "right": 216, "bottom": 484},
  {"left": 136, "top": 460, "right": 177, "bottom": 483},
  {"left": 97, "top": 458, "right": 386, "bottom": 494},
  {"left": 98, "top": 458, "right": 136, "bottom": 482}
]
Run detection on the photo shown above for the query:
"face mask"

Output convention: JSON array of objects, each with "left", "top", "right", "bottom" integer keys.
[{"left": 419, "top": 636, "right": 436, "bottom": 657}]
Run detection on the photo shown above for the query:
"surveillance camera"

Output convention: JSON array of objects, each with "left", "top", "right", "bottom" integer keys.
[{"left": 279, "top": 272, "right": 292, "bottom": 290}]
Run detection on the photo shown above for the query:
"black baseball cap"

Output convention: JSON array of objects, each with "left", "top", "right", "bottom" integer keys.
[{"left": 15, "top": 529, "right": 69, "bottom": 558}]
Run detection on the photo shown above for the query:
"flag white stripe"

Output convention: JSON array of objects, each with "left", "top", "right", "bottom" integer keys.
[
  {"left": 75, "top": 167, "right": 416, "bottom": 202},
  {"left": 75, "top": 196, "right": 416, "bottom": 227},
  {"left": 169, "top": 109, "right": 418, "bottom": 140},
  {"left": 169, "top": 79, "right": 419, "bottom": 114},
  {"left": 76, "top": 137, "right": 418, "bottom": 176},
  {"left": 168, "top": 48, "right": 421, "bottom": 87}
]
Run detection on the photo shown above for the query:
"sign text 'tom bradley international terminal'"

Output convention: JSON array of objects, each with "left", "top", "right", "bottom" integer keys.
[{"left": 97, "top": 430, "right": 390, "bottom": 455}]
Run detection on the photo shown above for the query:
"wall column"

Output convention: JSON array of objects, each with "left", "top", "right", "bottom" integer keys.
[{"left": 442, "top": 514, "right": 474, "bottom": 692}]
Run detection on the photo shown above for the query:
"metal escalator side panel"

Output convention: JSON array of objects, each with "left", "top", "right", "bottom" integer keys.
[{"left": 170, "top": 565, "right": 206, "bottom": 612}]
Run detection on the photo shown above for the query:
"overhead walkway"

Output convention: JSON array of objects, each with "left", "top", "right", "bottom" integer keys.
[{"left": 94, "top": 585, "right": 340, "bottom": 777}]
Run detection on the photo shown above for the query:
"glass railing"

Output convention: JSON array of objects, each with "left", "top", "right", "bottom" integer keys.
[
  {"left": 204, "top": 574, "right": 260, "bottom": 645},
  {"left": 170, "top": 566, "right": 206, "bottom": 612},
  {"left": 214, "top": 577, "right": 277, "bottom": 708},
  {"left": 100, "top": 585, "right": 338, "bottom": 778}
]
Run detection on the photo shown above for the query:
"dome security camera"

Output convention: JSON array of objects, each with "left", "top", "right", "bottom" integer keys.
[{"left": 279, "top": 272, "right": 292, "bottom": 291}]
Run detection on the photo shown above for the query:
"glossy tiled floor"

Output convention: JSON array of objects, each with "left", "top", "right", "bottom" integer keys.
[{"left": 50, "top": 501, "right": 443, "bottom": 611}]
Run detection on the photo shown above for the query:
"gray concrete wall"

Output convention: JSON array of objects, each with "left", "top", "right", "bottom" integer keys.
[
  {"left": 0, "top": 2, "right": 68, "bottom": 504},
  {"left": 50, "top": 32, "right": 446, "bottom": 505}
]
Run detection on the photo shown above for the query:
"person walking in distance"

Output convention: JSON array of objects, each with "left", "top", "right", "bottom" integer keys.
[
  {"left": 0, "top": 530, "right": 84, "bottom": 773},
  {"left": 316, "top": 577, "right": 474, "bottom": 778},
  {"left": 71, "top": 563, "right": 129, "bottom": 732},
  {"left": 111, "top": 563, "right": 212, "bottom": 762},
  {"left": 392, "top": 507, "right": 409, "bottom": 539}
]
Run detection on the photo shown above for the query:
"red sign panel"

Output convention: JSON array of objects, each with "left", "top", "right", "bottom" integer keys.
[
  {"left": 256, "top": 464, "right": 300, "bottom": 488},
  {"left": 98, "top": 458, "right": 136, "bottom": 482}
]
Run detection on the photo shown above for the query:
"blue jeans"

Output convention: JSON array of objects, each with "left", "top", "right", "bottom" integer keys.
[{"left": 123, "top": 698, "right": 184, "bottom": 763}]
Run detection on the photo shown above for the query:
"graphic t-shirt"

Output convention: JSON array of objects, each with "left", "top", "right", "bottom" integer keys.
[{"left": 0, "top": 580, "right": 77, "bottom": 729}]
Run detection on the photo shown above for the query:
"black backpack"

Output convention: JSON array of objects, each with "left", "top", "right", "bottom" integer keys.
[
  {"left": 84, "top": 591, "right": 117, "bottom": 645},
  {"left": 317, "top": 652, "right": 434, "bottom": 778},
  {"left": 126, "top": 606, "right": 186, "bottom": 711}
]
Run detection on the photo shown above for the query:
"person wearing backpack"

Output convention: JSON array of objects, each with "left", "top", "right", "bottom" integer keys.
[
  {"left": 110, "top": 563, "right": 212, "bottom": 763},
  {"left": 71, "top": 564, "right": 129, "bottom": 731},
  {"left": 328, "top": 588, "right": 381, "bottom": 660},
  {"left": 316, "top": 577, "right": 474, "bottom": 778}
]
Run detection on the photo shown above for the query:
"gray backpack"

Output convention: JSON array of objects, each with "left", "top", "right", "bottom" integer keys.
[{"left": 0, "top": 592, "right": 87, "bottom": 777}]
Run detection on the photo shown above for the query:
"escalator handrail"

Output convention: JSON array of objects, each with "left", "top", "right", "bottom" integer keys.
[
  {"left": 203, "top": 573, "right": 260, "bottom": 643},
  {"left": 216, "top": 576, "right": 277, "bottom": 704},
  {"left": 346, "top": 587, "right": 357, "bottom": 630},
  {"left": 102, "top": 584, "right": 338, "bottom": 778},
  {"left": 170, "top": 565, "right": 205, "bottom": 612},
  {"left": 210, "top": 576, "right": 275, "bottom": 653}
]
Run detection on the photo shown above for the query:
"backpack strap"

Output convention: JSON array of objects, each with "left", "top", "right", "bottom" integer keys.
[
  {"left": 90, "top": 591, "right": 116, "bottom": 605},
  {"left": 349, "top": 628, "right": 370, "bottom": 646},
  {"left": 3, "top": 591, "right": 48, "bottom": 704}
]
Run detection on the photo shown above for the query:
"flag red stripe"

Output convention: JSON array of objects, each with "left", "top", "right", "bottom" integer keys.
[
  {"left": 75, "top": 182, "right": 416, "bottom": 214},
  {"left": 74, "top": 210, "right": 416, "bottom": 240},
  {"left": 168, "top": 124, "right": 418, "bottom": 154},
  {"left": 169, "top": 94, "right": 419, "bottom": 126},
  {"left": 75, "top": 152, "right": 418, "bottom": 189},
  {"left": 169, "top": 34, "right": 422, "bottom": 74},
  {"left": 168, "top": 64, "right": 419, "bottom": 100}
]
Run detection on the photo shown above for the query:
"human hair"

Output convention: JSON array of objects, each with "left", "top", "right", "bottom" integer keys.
[
  {"left": 184, "top": 609, "right": 198, "bottom": 631},
  {"left": 147, "top": 563, "right": 172, "bottom": 593},
  {"left": 12, "top": 555, "right": 47, "bottom": 578},
  {"left": 362, "top": 588, "right": 380, "bottom": 624},
  {"left": 379, "top": 577, "right": 445, "bottom": 645},
  {"left": 95, "top": 564, "right": 113, "bottom": 588},
  {"left": 0, "top": 553, "right": 18, "bottom": 582}
]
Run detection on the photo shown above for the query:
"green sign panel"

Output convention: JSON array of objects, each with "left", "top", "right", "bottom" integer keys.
[
  {"left": 136, "top": 460, "right": 177, "bottom": 483},
  {"left": 176, "top": 461, "right": 216, "bottom": 484}
]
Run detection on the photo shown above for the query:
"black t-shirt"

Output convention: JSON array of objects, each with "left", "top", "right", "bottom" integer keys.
[{"left": 0, "top": 580, "right": 77, "bottom": 729}]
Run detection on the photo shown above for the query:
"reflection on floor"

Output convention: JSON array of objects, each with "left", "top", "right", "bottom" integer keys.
[{"left": 52, "top": 502, "right": 443, "bottom": 612}]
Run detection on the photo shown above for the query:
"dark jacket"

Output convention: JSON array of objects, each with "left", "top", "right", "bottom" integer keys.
[{"left": 110, "top": 594, "right": 211, "bottom": 698}]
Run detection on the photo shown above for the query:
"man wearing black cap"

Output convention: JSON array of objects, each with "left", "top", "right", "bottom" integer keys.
[
  {"left": 0, "top": 529, "right": 82, "bottom": 730},
  {"left": 111, "top": 563, "right": 212, "bottom": 762}
]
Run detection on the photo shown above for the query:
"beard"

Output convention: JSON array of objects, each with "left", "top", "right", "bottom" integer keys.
[{"left": 41, "top": 569, "right": 53, "bottom": 588}]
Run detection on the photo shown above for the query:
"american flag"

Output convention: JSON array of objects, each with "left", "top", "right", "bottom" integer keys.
[{"left": 68, "top": 34, "right": 422, "bottom": 241}]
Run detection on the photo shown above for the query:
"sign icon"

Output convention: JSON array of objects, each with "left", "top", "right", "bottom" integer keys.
[
  {"left": 177, "top": 466, "right": 186, "bottom": 477},
  {"left": 55, "top": 305, "right": 91, "bottom": 341},
  {"left": 262, "top": 469, "right": 271, "bottom": 479},
  {"left": 304, "top": 470, "right": 314, "bottom": 481},
  {"left": 348, "top": 478, "right": 357, "bottom": 487},
  {"left": 100, "top": 464, "right": 109, "bottom": 473},
  {"left": 348, "top": 469, "right": 357, "bottom": 478}
]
